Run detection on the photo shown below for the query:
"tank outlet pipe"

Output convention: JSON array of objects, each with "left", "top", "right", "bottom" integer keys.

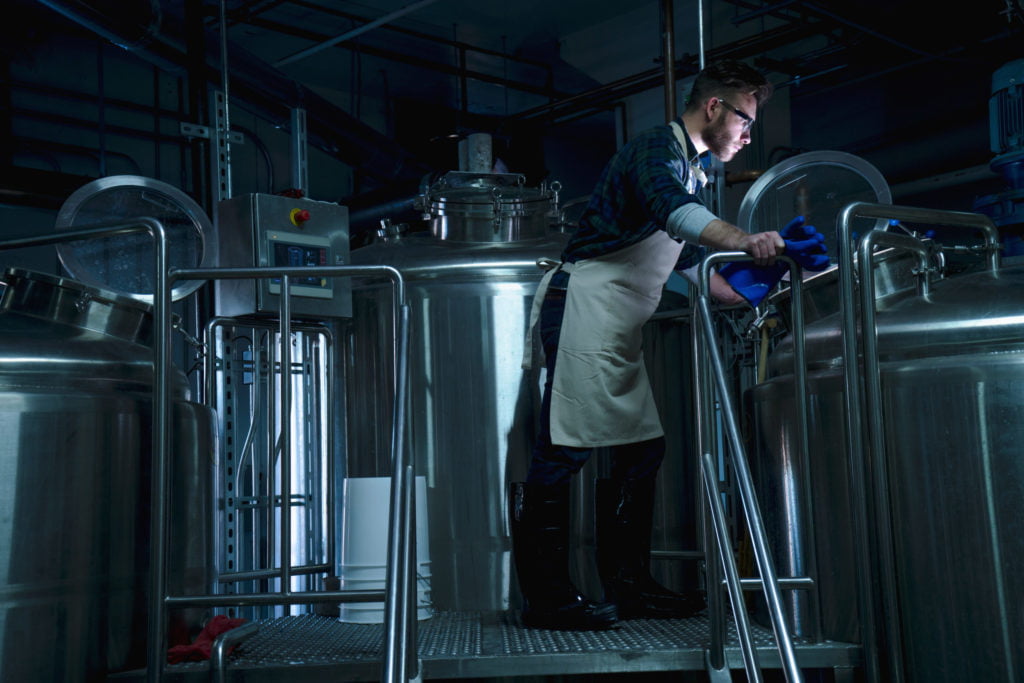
[
  {"left": 696, "top": 252, "right": 805, "bottom": 683},
  {"left": 836, "top": 201, "right": 1001, "bottom": 683}
]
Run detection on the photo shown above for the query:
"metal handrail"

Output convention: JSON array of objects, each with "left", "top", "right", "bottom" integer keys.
[
  {"left": 210, "top": 622, "right": 261, "bottom": 683},
  {"left": 203, "top": 316, "right": 337, "bottom": 589},
  {"left": 0, "top": 226, "right": 418, "bottom": 681},
  {"left": 835, "top": 202, "right": 1001, "bottom": 683},
  {"left": 156, "top": 264, "right": 414, "bottom": 683},
  {"left": 694, "top": 252, "right": 806, "bottom": 683}
]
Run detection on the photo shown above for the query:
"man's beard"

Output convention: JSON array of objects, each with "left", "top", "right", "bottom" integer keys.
[{"left": 702, "top": 118, "right": 738, "bottom": 161}]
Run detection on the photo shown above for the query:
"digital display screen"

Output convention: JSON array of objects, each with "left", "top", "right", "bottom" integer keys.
[{"left": 272, "top": 241, "right": 328, "bottom": 288}]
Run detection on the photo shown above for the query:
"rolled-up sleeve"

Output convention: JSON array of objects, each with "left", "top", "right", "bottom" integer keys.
[{"left": 629, "top": 132, "right": 708, "bottom": 231}]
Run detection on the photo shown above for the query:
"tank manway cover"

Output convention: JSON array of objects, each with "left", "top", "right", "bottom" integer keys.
[
  {"left": 55, "top": 175, "right": 215, "bottom": 303},
  {"left": 739, "top": 150, "right": 892, "bottom": 261}
]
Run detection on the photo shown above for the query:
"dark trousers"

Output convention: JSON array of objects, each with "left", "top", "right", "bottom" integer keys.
[{"left": 526, "top": 272, "right": 665, "bottom": 487}]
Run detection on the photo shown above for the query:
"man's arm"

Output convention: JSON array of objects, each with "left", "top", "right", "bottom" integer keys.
[
  {"left": 698, "top": 219, "right": 784, "bottom": 265},
  {"left": 666, "top": 207, "right": 783, "bottom": 265}
]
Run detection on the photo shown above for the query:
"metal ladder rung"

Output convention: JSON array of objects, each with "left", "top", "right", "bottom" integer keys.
[{"left": 734, "top": 577, "right": 815, "bottom": 591}]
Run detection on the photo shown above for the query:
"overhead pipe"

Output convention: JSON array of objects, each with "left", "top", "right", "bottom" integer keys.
[
  {"left": 274, "top": 0, "right": 443, "bottom": 68},
  {"left": 662, "top": 0, "right": 677, "bottom": 122},
  {"left": 34, "top": 0, "right": 175, "bottom": 66}
]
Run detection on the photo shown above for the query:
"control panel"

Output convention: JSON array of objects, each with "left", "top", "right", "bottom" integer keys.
[{"left": 215, "top": 193, "right": 351, "bottom": 318}]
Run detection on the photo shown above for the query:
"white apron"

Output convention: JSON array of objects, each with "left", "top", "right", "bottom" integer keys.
[
  {"left": 520, "top": 119, "right": 702, "bottom": 447},
  {"left": 530, "top": 231, "right": 684, "bottom": 447}
]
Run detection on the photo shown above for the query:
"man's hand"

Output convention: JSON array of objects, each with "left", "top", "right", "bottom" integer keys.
[
  {"left": 709, "top": 272, "right": 747, "bottom": 305},
  {"left": 699, "top": 219, "right": 784, "bottom": 265},
  {"left": 737, "top": 230, "right": 785, "bottom": 266}
]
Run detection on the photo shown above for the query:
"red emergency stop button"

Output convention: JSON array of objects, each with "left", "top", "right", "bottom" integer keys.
[{"left": 290, "top": 208, "right": 311, "bottom": 226}]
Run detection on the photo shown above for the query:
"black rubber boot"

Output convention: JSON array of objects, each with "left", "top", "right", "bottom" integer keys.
[
  {"left": 596, "top": 477, "right": 706, "bottom": 619},
  {"left": 509, "top": 481, "right": 618, "bottom": 630}
]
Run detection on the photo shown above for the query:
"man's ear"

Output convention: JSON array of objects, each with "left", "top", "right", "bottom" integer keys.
[{"left": 703, "top": 97, "right": 718, "bottom": 122}]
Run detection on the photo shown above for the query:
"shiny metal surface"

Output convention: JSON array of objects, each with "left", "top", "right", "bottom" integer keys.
[
  {"left": 0, "top": 269, "right": 215, "bottom": 682},
  {"left": 420, "top": 172, "right": 560, "bottom": 243},
  {"left": 766, "top": 245, "right": 922, "bottom": 333},
  {"left": 345, "top": 233, "right": 703, "bottom": 613},
  {"left": 752, "top": 207, "right": 1022, "bottom": 682},
  {"left": 205, "top": 318, "right": 334, "bottom": 621},
  {"left": 163, "top": 263, "right": 414, "bottom": 683},
  {"left": 344, "top": 230, "right": 566, "bottom": 612}
]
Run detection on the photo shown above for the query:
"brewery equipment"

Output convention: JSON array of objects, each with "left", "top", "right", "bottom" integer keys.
[
  {"left": 0, "top": 269, "right": 215, "bottom": 681},
  {"left": 215, "top": 193, "right": 351, "bottom": 319},
  {"left": 342, "top": 171, "right": 701, "bottom": 611},
  {"left": 752, "top": 202, "right": 1019, "bottom": 682}
]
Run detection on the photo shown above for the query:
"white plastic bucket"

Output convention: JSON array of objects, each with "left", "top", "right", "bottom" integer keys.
[{"left": 339, "top": 476, "right": 431, "bottom": 623}]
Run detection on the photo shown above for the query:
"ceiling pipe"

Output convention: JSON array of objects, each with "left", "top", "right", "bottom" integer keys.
[
  {"left": 274, "top": 0, "right": 443, "bottom": 68},
  {"left": 34, "top": 0, "right": 184, "bottom": 74},
  {"left": 662, "top": 0, "right": 677, "bottom": 122}
]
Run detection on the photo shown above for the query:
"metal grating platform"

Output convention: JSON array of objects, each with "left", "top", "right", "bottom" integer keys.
[{"left": 109, "top": 610, "right": 863, "bottom": 682}]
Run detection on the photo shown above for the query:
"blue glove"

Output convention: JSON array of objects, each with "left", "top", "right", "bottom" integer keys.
[
  {"left": 719, "top": 217, "right": 830, "bottom": 306},
  {"left": 718, "top": 260, "right": 786, "bottom": 307},
  {"left": 785, "top": 232, "right": 830, "bottom": 271},
  {"left": 781, "top": 215, "right": 817, "bottom": 240},
  {"left": 780, "top": 216, "right": 830, "bottom": 271}
]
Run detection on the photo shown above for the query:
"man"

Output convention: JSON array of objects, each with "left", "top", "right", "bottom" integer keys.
[{"left": 512, "top": 60, "right": 816, "bottom": 631}]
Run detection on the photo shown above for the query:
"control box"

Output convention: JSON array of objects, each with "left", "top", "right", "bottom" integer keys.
[{"left": 215, "top": 193, "right": 351, "bottom": 318}]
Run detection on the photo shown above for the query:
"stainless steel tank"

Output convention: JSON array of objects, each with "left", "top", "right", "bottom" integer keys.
[
  {"left": 751, "top": 257, "right": 1024, "bottom": 682},
  {"left": 0, "top": 269, "right": 215, "bottom": 682},
  {"left": 342, "top": 172, "right": 700, "bottom": 611}
]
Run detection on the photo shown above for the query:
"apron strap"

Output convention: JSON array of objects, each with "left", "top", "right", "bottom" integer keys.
[{"left": 522, "top": 260, "right": 575, "bottom": 370}]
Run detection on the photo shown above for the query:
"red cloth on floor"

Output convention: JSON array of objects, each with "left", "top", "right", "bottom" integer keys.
[{"left": 167, "top": 615, "right": 248, "bottom": 663}]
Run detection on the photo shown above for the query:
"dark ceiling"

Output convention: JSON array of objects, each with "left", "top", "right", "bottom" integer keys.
[
  {"left": 199, "top": 0, "right": 1024, "bottom": 190},
  {"left": 202, "top": 0, "right": 1024, "bottom": 116},
  {"left": 10, "top": 0, "right": 1024, "bottom": 211}
]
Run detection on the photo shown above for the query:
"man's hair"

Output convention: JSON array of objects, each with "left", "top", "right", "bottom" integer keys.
[{"left": 685, "top": 60, "right": 773, "bottom": 112}]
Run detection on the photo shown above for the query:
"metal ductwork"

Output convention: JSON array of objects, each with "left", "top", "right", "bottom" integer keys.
[{"left": 32, "top": 0, "right": 434, "bottom": 186}]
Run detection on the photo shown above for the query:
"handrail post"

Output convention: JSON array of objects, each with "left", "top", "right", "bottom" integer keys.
[
  {"left": 167, "top": 265, "right": 411, "bottom": 681},
  {"left": 695, "top": 253, "right": 805, "bottom": 683}
]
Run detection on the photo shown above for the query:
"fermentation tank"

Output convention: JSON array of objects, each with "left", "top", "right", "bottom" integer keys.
[
  {"left": 737, "top": 150, "right": 892, "bottom": 640},
  {"left": 342, "top": 172, "right": 700, "bottom": 611},
  {"left": 0, "top": 269, "right": 215, "bottom": 682},
  {"left": 752, "top": 226, "right": 1024, "bottom": 681}
]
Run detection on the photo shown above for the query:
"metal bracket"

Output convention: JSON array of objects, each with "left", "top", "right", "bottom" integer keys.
[{"left": 179, "top": 122, "right": 243, "bottom": 144}]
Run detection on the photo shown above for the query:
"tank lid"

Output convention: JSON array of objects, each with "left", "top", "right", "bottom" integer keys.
[
  {"left": 419, "top": 171, "right": 557, "bottom": 242},
  {"left": 54, "top": 175, "right": 215, "bottom": 304},
  {"left": 2, "top": 268, "right": 158, "bottom": 346}
]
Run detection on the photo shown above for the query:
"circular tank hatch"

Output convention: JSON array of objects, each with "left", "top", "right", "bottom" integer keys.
[
  {"left": 54, "top": 175, "right": 215, "bottom": 303},
  {"left": 739, "top": 150, "right": 892, "bottom": 259}
]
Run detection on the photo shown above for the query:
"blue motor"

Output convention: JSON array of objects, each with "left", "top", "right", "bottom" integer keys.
[
  {"left": 974, "top": 59, "right": 1024, "bottom": 255},
  {"left": 988, "top": 59, "right": 1024, "bottom": 186}
]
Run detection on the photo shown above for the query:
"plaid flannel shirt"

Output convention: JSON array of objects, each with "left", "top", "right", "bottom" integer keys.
[{"left": 563, "top": 118, "right": 712, "bottom": 271}]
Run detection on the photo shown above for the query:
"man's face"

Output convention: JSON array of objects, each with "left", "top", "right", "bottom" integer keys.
[{"left": 701, "top": 92, "right": 757, "bottom": 162}]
